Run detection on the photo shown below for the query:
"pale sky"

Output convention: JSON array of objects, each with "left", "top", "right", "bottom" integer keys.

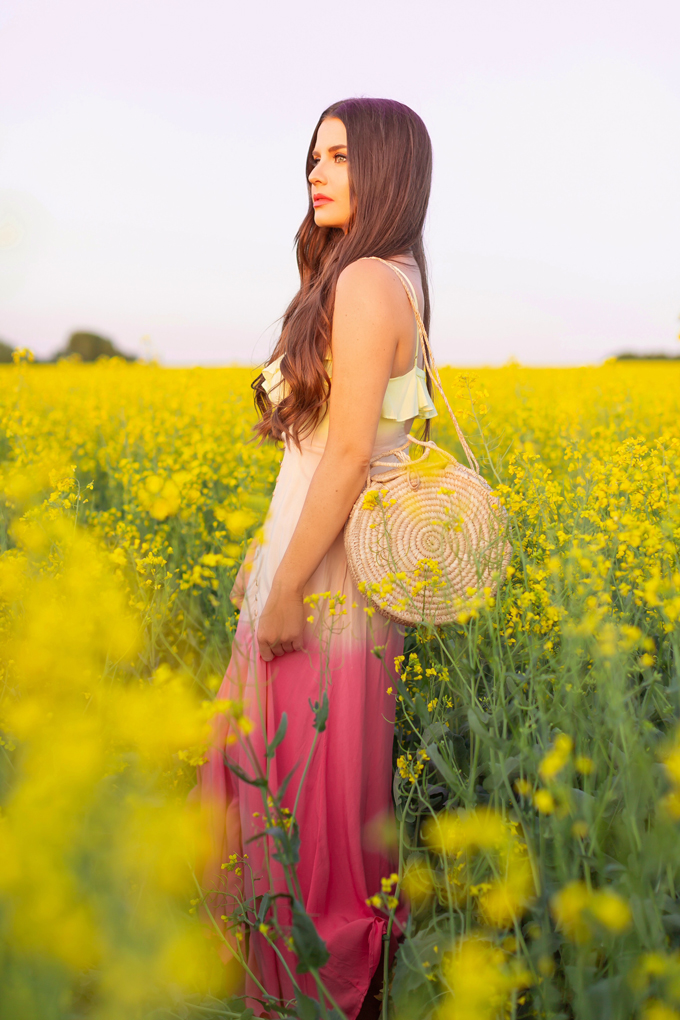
[{"left": 0, "top": 0, "right": 679, "bottom": 366}]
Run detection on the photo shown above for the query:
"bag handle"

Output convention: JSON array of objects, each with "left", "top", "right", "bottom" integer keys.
[{"left": 366, "top": 257, "right": 480, "bottom": 475}]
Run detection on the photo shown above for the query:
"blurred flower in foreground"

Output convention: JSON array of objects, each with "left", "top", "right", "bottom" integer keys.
[
  {"left": 539, "top": 733, "right": 573, "bottom": 781},
  {"left": 533, "top": 789, "right": 556, "bottom": 814},
  {"left": 0, "top": 496, "right": 236, "bottom": 1015},
  {"left": 423, "top": 806, "right": 508, "bottom": 855},
  {"left": 550, "top": 880, "right": 631, "bottom": 944},
  {"left": 478, "top": 858, "right": 535, "bottom": 928},
  {"left": 660, "top": 727, "right": 680, "bottom": 819},
  {"left": 438, "top": 936, "right": 531, "bottom": 1020},
  {"left": 401, "top": 857, "right": 435, "bottom": 904},
  {"left": 631, "top": 950, "right": 680, "bottom": 1020}
]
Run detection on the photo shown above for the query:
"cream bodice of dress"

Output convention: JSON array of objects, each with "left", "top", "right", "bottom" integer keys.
[
  {"left": 261, "top": 351, "right": 436, "bottom": 425},
  {"left": 261, "top": 259, "right": 437, "bottom": 430}
]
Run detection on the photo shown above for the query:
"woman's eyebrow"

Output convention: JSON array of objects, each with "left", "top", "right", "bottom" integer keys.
[{"left": 311, "top": 144, "right": 348, "bottom": 158}]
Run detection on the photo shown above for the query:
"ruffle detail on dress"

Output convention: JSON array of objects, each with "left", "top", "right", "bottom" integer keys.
[
  {"left": 261, "top": 355, "right": 288, "bottom": 404},
  {"left": 380, "top": 366, "right": 438, "bottom": 422},
  {"left": 261, "top": 355, "right": 437, "bottom": 424}
]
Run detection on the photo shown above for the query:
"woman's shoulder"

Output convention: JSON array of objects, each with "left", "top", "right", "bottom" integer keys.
[
  {"left": 335, "top": 257, "right": 411, "bottom": 314},
  {"left": 337, "top": 256, "right": 399, "bottom": 287}
]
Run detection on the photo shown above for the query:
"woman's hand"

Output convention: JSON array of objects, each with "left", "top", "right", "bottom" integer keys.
[
  {"left": 230, "top": 538, "right": 259, "bottom": 609},
  {"left": 257, "top": 580, "right": 306, "bottom": 661}
]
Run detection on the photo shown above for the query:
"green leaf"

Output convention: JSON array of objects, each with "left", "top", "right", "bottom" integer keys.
[
  {"left": 467, "top": 708, "right": 502, "bottom": 750},
  {"left": 392, "top": 927, "right": 442, "bottom": 1007},
  {"left": 309, "top": 692, "right": 329, "bottom": 733},
  {"left": 273, "top": 762, "right": 299, "bottom": 806},
  {"left": 422, "top": 721, "right": 448, "bottom": 743},
  {"left": 396, "top": 676, "right": 415, "bottom": 710},
  {"left": 295, "top": 992, "right": 322, "bottom": 1020},
  {"left": 425, "top": 743, "right": 460, "bottom": 787},
  {"left": 271, "top": 824, "right": 300, "bottom": 866},
  {"left": 483, "top": 755, "right": 521, "bottom": 792},
  {"left": 224, "top": 758, "right": 268, "bottom": 787},
  {"left": 257, "top": 893, "right": 271, "bottom": 924},
  {"left": 266, "top": 711, "right": 288, "bottom": 758},
  {"left": 291, "top": 898, "right": 330, "bottom": 974},
  {"left": 414, "top": 694, "right": 430, "bottom": 724}
]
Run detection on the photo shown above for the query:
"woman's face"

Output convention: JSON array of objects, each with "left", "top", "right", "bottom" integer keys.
[{"left": 308, "top": 117, "right": 351, "bottom": 232}]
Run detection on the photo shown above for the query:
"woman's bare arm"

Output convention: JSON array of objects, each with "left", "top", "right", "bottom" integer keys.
[{"left": 256, "top": 259, "right": 410, "bottom": 660}]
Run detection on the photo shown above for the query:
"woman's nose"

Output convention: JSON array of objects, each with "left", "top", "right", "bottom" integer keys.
[{"left": 308, "top": 162, "right": 325, "bottom": 185}]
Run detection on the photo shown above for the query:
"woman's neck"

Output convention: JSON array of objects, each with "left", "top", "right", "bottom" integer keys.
[{"left": 386, "top": 250, "right": 416, "bottom": 266}]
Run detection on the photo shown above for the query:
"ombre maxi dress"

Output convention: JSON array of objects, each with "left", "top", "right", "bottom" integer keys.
[{"left": 196, "top": 264, "right": 437, "bottom": 1018}]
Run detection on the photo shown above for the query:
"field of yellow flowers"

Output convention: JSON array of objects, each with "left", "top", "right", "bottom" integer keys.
[{"left": 1, "top": 357, "right": 679, "bottom": 1020}]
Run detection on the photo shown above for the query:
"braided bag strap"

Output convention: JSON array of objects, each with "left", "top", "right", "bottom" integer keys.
[{"left": 367, "top": 256, "right": 480, "bottom": 475}]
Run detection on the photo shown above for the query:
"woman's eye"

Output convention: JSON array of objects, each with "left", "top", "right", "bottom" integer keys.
[{"left": 334, "top": 153, "right": 347, "bottom": 163}]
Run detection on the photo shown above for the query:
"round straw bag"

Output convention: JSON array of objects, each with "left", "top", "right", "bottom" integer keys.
[{"left": 344, "top": 261, "right": 512, "bottom": 626}]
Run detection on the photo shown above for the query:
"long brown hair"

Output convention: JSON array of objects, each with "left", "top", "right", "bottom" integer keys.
[{"left": 252, "top": 97, "right": 433, "bottom": 447}]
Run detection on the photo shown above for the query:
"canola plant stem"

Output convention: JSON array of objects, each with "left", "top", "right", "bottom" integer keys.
[
  {"left": 381, "top": 923, "right": 392, "bottom": 1020},
  {"left": 311, "top": 968, "right": 347, "bottom": 1019},
  {"left": 188, "top": 867, "right": 279, "bottom": 1012},
  {"left": 291, "top": 720, "right": 320, "bottom": 824},
  {"left": 266, "top": 937, "right": 305, "bottom": 998},
  {"left": 378, "top": 781, "right": 416, "bottom": 1019}
]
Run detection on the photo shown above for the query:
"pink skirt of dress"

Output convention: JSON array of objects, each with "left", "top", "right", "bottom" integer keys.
[{"left": 194, "top": 419, "right": 409, "bottom": 1019}]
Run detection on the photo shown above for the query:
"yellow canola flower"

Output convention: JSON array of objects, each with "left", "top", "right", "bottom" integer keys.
[
  {"left": 222, "top": 508, "right": 258, "bottom": 537},
  {"left": 533, "top": 789, "right": 555, "bottom": 814},
  {"left": 588, "top": 889, "right": 632, "bottom": 933},
  {"left": 642, "top": 1003, "right": 680, "bottom": 1020},
  {"left": 660, "top": 787, "right": 680, "bottom": 820},
  {"left": 658, "top": 728, "right": 680, "bottom": 817},
  {"left": 550, "top": 880, "right": 592, "bottom": 944},
  {"left": 401, "top": 859, "right": 435, "bottom": 904},
  {"left": 538, "top": 733, "right": 573, "bottom": 781},
  {"left": 423, "top": 806, "right": 509, "bottom": 855},
  {"left": 551, "top": 881, "right": 632, "bottom": 943},
  {"left": 438, "top": 936, "right": 531, "bottom": 1020},
  {"left": 660, "top": 790, "right": 680, "bottom": 820},
  {"left": 631, "top": 950, "right": 680, "bottom": 1000},
  {"left": 3, "top": 357, "right": 680, "bottom": 1011},
  {"left": 0, "top": 495, "right": 235, "bottom": 1008},
  {"left": 477, "top": 858, "right": 535, "bottom": 928},
  {"left": 661, "top": 739, "right": 680, "bottom": 787}
]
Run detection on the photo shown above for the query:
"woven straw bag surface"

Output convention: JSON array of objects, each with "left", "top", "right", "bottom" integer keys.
[{"left": 343, "top": 259, "right": 512, "bottom": 626}]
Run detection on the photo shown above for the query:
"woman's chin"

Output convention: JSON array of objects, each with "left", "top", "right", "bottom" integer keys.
[{"left": 313, "top": 209, "right": 347, "bottom": 230}]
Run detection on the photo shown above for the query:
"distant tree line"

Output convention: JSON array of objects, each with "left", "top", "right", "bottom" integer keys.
[
  {"left": 615, "top": 351, "right": 680, "bottom": 361},
  {"left": 0, "top": 331, "right": 137, "bottom": 364},
  {"left": 1, "top": 333, "right": 677, "bottom": 366}
]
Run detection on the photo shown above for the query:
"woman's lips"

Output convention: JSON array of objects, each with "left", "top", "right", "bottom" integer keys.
[{"left": 313, "top": 194, "right": 332, "bottom": 206}]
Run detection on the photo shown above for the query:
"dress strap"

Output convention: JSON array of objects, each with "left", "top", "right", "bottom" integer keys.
[
  {"left": 370, "top": 257, "right": 419, "bottom": 310},
  {"left": 365, "top": 257, "right": 419, "bottom": 364},
  {"left": 363, "top": 256, "right": 480, "bottom": 474}
]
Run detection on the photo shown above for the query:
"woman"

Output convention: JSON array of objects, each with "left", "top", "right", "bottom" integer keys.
[{"left": 197, "top": 97, "right": 436, "bottom": 1019}]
